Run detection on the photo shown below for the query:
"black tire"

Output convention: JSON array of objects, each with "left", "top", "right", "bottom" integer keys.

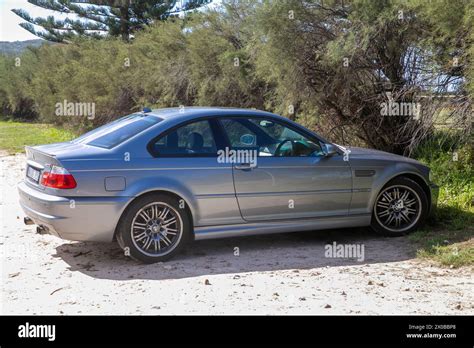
[
  {"left": 371, "top": 177, "right": 429, "bottom": 236},
  {"left": 116, "top": 193, "right": 191, "bottom": 263}
]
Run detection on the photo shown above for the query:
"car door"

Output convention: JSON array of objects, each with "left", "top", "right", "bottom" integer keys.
[
  {"left": 218, "top": 117, "right": 352, "bottom": 221},
  {"left": 148, "top": 118, "right": 243, "bottom": 226}
]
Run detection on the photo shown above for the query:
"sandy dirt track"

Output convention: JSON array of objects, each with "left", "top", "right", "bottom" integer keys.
[{"left": 1, "top": 153, "right": 472, "bottom": 314}]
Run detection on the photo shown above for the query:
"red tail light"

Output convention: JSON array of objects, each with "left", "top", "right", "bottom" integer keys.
[{"left": 41, "top": 165, "right": 77, "bottom": 189}]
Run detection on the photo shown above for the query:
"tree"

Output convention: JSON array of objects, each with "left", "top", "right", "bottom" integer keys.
[
  {"left": 252, "top": 0, "right": 472, "bottom": 154},
  {"left": 12, "top": 0, "right": 212, "bottom": 42}
]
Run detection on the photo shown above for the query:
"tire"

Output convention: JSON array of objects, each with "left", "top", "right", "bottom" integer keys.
[
  {"left": 116, "top": 193, "right": 191, "bottom": 263},
  {"left": 371, "top": 177, "right": 428, "bottom": 236}
]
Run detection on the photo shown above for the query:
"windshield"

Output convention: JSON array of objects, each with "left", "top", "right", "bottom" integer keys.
[{"left": 73, "top": 114, "right": 162, "bottom": 149}]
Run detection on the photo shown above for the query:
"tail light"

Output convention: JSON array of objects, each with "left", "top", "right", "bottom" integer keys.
[{"left": 41, "top": 165, "right": 77, "bottom": 189}]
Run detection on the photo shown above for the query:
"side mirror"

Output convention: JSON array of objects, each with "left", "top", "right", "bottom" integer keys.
[{"left": 322, "top": 143, "right": 337, "bottom": 157}]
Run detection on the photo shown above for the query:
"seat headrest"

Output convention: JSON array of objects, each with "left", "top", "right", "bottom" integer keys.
[{"left": 188, "top": 132, "right": 204, "bottom": 150}]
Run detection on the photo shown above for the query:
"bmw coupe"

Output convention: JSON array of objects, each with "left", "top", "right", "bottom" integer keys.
[{"left": 19, "top": 107, "right": 439, "bottom": 263}]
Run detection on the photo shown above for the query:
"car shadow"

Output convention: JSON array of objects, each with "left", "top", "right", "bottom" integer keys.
[{"left": 53, "top": 227, "right": 418, "bottom": 281}]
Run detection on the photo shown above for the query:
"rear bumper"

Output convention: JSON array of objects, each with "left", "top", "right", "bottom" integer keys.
[
  {"left": 429, "top": 182, "right": 439, "bottom": 216},
  {"left": 18, "top": 181, "right": 130, "bottom": 242}
]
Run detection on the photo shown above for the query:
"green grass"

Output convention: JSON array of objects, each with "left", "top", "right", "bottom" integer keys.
[
  {"left": 0, "top": 120, "right": 77, "bottom": 154},
  {"left": 412, "top": 131, "right": 474, "bottom": 268},
  {"left": 410, "top": 226, "right": 474, "bottom": 268}
]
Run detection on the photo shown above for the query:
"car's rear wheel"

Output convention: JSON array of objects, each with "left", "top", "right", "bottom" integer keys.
[
  {"left": 117, "top": 194, "right": 191, "bottom": 263},
  {"left": 371, "top": 177, "right": 428, "bottom": 236}
]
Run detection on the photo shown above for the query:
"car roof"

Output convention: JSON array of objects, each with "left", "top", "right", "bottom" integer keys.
[
  {"left": 146, "top": 107, "right": 278, "bottom": 121},
  {"left": 117, "top": 107, "right": 331, "bottom": 151}
]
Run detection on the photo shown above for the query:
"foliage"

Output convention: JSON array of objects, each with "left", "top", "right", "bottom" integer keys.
[
  {"left": 0, "top": 0, "right": 472, "bottom": 145},
  {"left": 410, "top": 131, "right": 473, "bottom": 267},
  {"left": 251, "top": 0, "right": 472, "bottom": 154}
]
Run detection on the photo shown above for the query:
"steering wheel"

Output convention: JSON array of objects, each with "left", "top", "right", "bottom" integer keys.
[{"left": 274, "top": 139, "right": 294, "bottom": 157}]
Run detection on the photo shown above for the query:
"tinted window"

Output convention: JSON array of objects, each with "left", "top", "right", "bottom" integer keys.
[
  {"left": 74, "top": 114, "right": 162, "bottom": 149},
  {"left": 220, "top": 118, "right": 323, "bottom": 157},
  {"left": 221, "top": 119, "right": 257, "bottom": 148},
  {"left": 152, "top": 120, "right": 217, "bottom": 156}
]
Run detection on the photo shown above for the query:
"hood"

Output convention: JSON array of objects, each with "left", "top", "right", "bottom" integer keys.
[{"left": 336, "top": 145, "right": 424, "bottom": 166}]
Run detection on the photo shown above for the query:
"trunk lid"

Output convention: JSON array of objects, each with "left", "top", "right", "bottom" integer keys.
[{"left": 24, "top": 142, "right": 88, "bottom": 190}]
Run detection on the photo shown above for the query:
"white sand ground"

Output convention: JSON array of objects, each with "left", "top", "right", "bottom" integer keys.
[{"left": 1, "top": 153, "right": 472, "bottom": 315}]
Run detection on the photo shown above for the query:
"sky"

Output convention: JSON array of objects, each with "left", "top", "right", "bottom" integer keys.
[
  {"left": 0, "top": 0, "right": 52, "bottom": 41},
  {"left": 0, "top": 0, "right": 222, "bottom": 42}
]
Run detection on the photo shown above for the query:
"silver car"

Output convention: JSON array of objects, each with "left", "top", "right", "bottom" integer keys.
[{"left": 19, "top": 107, "right": 439, "bottom": 263}]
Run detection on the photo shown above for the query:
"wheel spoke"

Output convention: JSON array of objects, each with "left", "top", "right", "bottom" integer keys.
[
  {"left": 382, "top": 192, "right": 392, "bottom": 202},
  {"left": 163, "top": 217, "right": 177, "bottom": 226},
  {"left": 400, "top": 190, "right": 409, "bottom": 201},
  {"left": 385, "top": 213, "right": 395, "bottom": 225},
  {"left": 140, "top": 211, "right": 151, "bottom": 222},
  {"left": 400, "top": 211, "right": 411, "bottom": 223},
  {"left": 135, "top": 231, "right": 148, "bottom": 241},
  {"left": 393, "top": 188, "right": 399, "bottom": 199},
  {"left": 149, "top": 206, "right": 155, "bottom": 219},
  {"left": 395, "top": 216, "right": 401, "bottom": 227},
  {"left": 159, "top": 207, "right": 169, "bottom": 219},
  {"left": 144, "top": 237, "right": 153, "bottom": 250},
  {"left": 405, "top": 198, "right": 417, "bottom": 207},
  {"left": 378, "top": 210, "right": 390, "bottom": 217}
]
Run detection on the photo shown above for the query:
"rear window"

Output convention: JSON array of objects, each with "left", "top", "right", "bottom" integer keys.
[{"left": 73, "top": 114, "right": 162, "bottom": 149}]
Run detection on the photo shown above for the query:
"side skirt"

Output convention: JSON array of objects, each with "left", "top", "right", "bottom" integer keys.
[{"left": 194, "top": 214, "right": 371, "bottom": 241}]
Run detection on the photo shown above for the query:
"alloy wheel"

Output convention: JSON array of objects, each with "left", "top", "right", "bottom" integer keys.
[
  {"left": 130, "top": 202, "right": 183, "bottom": 257},
  {"left": 374, "top": 185, "right": 422, "bottom": 233}
]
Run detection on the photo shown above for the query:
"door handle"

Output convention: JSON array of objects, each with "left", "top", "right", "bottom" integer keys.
[{"left": 234, "top": 162, "right": 257, "bottom": 170}]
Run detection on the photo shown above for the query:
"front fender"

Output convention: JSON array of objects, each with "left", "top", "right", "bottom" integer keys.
[{"left": 368, "top": 162, "right": 430, "bottom": 213}]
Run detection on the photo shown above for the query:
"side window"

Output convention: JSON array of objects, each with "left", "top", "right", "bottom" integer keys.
[
  {"left": 220, "top": 119, "right": 257, "bottom": 148},
  {"left": 151, "top": 120, "right": 217, "bottom": 156},
  {"left": 220, "top": 118, "right": 323, "bottom": 157}
]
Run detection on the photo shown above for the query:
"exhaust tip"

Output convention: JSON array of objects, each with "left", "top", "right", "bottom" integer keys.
[
  {"left": 36, "top": 225, "right": 48, "bottom": 235},
  {"left": 24, "top": 217, "right": 34, "bottom": 225}
]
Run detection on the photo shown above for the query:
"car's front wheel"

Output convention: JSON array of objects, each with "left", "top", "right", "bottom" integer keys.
[
  {"left": 371, "top": 177, "right": 429, "bottom": 236},
  {"left": 116, "top": 193, "right": 191, "bottom": 263}
]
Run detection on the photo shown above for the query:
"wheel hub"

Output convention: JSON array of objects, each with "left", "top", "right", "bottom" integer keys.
[{"left": 391, "top": 199, "right": 404, "bottom": 212}]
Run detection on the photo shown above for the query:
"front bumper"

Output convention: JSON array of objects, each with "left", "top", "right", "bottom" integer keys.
[
  {"left": 429, "top": 182, "right": 439, "bottom": 216},
  {"left": 18, "top": 181, "right": 130, "bottom": 242}
]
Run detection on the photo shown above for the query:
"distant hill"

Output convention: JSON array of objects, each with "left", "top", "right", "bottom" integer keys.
[{"left": 0, "top": 40, "right": 46, "bottom": 56}]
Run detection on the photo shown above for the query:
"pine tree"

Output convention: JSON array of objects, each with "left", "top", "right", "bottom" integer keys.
[{"left": 12, "top": 0, "right": 211, "bottom": 43}]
